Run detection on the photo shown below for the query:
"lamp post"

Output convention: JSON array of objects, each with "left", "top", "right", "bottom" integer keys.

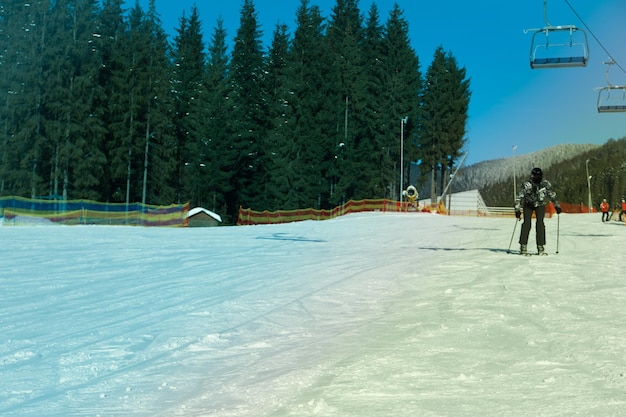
[
  {"left": 586, "top": 159, "right": 592, "bottom": 213},
  {"left": 400, "top": 116, "right": 408, "bottom": 204},
  {"left": 512, "top": 145, "right": 518, "bottom": 200}
]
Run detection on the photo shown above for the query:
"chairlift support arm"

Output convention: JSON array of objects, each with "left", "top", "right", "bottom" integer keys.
[{"left": 543, "top": 0, "right": 551, "bottom": 26}]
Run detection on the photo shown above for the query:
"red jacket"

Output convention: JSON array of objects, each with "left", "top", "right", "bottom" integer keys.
[{"left": 600, "top": 201, "right": 609, "bottom": 213}]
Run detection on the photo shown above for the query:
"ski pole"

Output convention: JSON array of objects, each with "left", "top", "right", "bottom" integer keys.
[
  {"left": 556, "top": 213, "right": 560, "bottom": 254},
  {"left": 507, "top": 217, "right": 519, "bottom": 254}
]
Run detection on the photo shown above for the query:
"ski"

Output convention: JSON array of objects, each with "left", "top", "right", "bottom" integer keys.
[{"left": 507, "top": 251, "right": 548, "bottom": 256}]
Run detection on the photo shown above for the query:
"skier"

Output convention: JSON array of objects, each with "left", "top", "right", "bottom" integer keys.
[
  {"left": 620, "top": 198, "right": 626, "bottom": 222},
  {"left": 600, "top": 199, "right": 610, "bottom": 222},
  {"left": 514, "top": 167, "right": 561, "bottom": 255}
]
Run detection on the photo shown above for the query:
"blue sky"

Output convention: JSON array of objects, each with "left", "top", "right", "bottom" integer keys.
[{"left": 135, "top": 0, "right": 626, "bottom": 166}]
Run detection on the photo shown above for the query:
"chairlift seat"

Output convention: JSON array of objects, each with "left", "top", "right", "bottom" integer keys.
[
  {"left": 528, "top": 25, "right": 589, "bottom": 70},
  {"left": 531, "top": 56, "right": 587, "bottom": 69},
  {"left": 598, "top": 105, "right": 626, "bottom": 113}
]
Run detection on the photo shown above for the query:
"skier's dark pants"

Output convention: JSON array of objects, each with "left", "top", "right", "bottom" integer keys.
[{"left": 519, "top": 204, "right": 546, "bottom": 246}]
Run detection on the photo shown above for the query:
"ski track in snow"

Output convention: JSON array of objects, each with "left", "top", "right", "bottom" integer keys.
[{"left": 0, "top": 213, "right": 625, "bottom": 416}]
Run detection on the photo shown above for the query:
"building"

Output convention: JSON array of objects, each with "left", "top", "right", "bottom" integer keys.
[{"left": 187, "top": 207, "right": 222, "bottom": 227}]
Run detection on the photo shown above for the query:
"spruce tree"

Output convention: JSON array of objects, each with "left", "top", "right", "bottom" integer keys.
[
  {"left": 106, "top": 0, "right": 175, "bottom": 206},
  {"left": 440, "top": 49, "right": 470, "bottom": 195},
  {"left": 420, "top": 46, "right": 470, "bottom": 202},
  {"left": 105, "top": 3, "right": 145, "bottom": 206},
  {"left": 263, "top": 23, "right": 294, "bottom": 210},
  {"left": 97, "top": 0, "right": 129, "bottom": 202},
  {"left": 0, "top": 0, "right": 51, "bottom": 197},
  {"left": 42, "top": 0, "right": 75, "bottom": 199},
  {"left": 228, "top": 0, "right": 267, "bottom": 217},
  {"left": 287, "top": 0, "right": 336, "bottom": 209},
  {"left": 326, "top": 0, "right": 368, "bottom": 203},
  {"left": 141, "top": 0, "right": 177, "bottom": 205},
  {"left": 421, "top": 48, "right": 447, "bottom": 202},
  {"left": 41, "top": 0, "right": 106, "bottom": 200},
  {"left": 172, "top": 5, "right": 206, "bottom": 205},
  {"left": 360, "top": 3, "right": 389, "bottom": 199},
  {"left": 380, "top": 4, "right": 421, "bottom": 200},
  {"left": 66, "top": 0, "right": 108, "bottom": 200},
  {"left": 204, "top": 19, "right": 234, "bottom": 219}
]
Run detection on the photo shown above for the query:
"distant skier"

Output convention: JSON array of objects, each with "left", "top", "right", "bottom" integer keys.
[
  {"left": 620, "top": 198, "right": 626, "bottom": 222},
  {"left": 514, "top": 167, "right": 561, "bottom": 255},
  {"left": 600, "top": 199, "right": 610, "bottom": 222}
]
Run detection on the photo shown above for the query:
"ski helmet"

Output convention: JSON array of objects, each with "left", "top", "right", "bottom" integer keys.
[{"left": 531, "top": 167, "right": 543, "bottom": 184}]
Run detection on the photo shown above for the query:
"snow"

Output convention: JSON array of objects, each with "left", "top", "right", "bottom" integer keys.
[{"left": 1, "top": 212, "right": 625, "bottom": 416}]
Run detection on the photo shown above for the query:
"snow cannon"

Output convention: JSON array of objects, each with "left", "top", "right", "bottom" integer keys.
[{"left": 404, "top": 185, "right": 419, "bottom": 211}]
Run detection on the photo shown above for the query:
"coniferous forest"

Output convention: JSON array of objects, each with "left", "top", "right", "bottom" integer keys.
[{"left": 0, "top": 0, "right": 471, "bottom": 223}]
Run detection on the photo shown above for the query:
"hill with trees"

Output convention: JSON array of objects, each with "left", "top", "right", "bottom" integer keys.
[
  {"left": 455, "top": 143, "right": 600, "bottom": 191},
  {"left": 455, "top": 138, "right": 626, "bottom": 209}
]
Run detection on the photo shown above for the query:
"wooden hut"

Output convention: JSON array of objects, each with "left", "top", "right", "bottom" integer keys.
[{"left": 187, "top": 207, "right": 222, "bottom": 227}]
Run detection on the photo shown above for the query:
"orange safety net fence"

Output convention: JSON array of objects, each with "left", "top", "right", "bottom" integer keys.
[{"left": 237, "top": 199, "right": 446, "bottom": 226}]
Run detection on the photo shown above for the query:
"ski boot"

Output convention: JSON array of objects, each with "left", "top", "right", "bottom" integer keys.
[
  {"left": 537, "top": 245, "right": 545, "bottom": 256},
  {"left": 520, "top": 244, "right": 528, "bottom": 255}
]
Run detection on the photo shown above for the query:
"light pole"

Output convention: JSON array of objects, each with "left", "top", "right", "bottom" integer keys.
[
  {"left": 586, "top": 159, "right": 592, "bottom": 213},
  {"left": 400, "top": 116, "right": 408, "bottom": 204},
  {"left": 512, "top": 145, "right": 518, "bottom": 200}
]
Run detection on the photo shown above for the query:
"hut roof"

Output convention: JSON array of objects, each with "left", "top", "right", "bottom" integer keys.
[{"left": 187, "top": 207, "right": 222, "bottom": 223}]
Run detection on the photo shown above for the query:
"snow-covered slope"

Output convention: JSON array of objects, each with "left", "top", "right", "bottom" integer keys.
[{"left": 1, "top": 212, "right": 624, "bottom": 416}]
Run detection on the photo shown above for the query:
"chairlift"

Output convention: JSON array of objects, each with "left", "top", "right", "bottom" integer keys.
[
  {"left": 597, "top": 86, "right": 626, "bottom": 112},
  {"left": 525, "top": 0, "right": 589, "bottom": 69},
  {"left": 596, "top": 60, "right": 626, "bottom": 113}
]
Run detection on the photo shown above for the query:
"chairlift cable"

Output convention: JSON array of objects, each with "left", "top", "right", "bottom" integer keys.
[{"left": 563, "top": 0, "right": 626, "bottom": 76}]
